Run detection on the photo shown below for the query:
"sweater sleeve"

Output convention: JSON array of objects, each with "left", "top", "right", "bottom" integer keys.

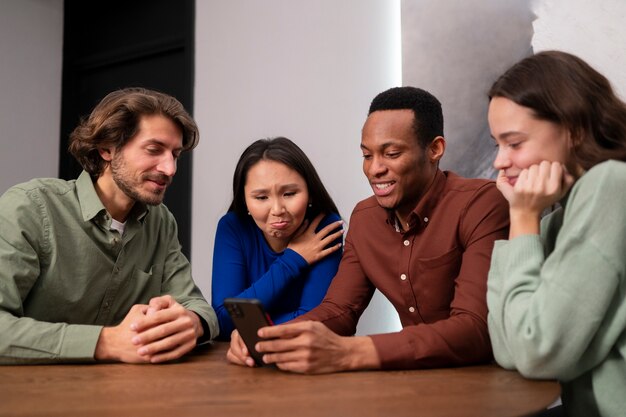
[
  {"left": 487, "top": 162, "right": 626, "bottom": 380},
  {"left": 211, "top": 214, "right": 309, "bottom": 338},
  {"left": 0, "top": 187, "right": 102, "bottom": 364}
]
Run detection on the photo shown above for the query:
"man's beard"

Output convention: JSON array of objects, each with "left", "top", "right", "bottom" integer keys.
[{"left": 110, "top": 152, "right": 171, "bottom": 206}]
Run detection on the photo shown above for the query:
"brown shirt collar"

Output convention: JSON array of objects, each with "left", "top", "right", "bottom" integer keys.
[{"left": 386, "top": 169, "right": 447, "bottom": 233}]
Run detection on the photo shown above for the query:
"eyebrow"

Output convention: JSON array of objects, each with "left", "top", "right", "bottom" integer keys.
[
  {"left": 492, "top": 131, "right": 525, "bottom": 142},
  {"left": 360, "top": 141, "right": 402, "bottom": 151}
]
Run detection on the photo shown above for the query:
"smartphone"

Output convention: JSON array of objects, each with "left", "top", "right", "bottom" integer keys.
[{"left": 224, "top": 298, "right": 274, "bottom": 366}]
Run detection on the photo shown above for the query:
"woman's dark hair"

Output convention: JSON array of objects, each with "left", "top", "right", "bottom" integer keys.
[
  {"left": 228, "top": 137, "right": 339, "bottom": 220},
  {"left": 489, "top": 50, "right": 626, "bottom": 171},
  {"left": 68, "top": 87, "right": 199, "bottom": 176}
]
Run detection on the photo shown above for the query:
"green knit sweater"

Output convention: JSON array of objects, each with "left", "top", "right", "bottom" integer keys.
[{"left": 487, "top": 160, "right": 626, "bottom": 417}]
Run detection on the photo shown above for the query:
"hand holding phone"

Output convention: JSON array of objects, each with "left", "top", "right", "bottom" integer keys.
[{"left": 224, "top": 298, "right": 273, "bottom": 366}]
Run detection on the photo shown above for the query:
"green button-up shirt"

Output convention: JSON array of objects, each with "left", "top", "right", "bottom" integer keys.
[{"left": 0, "top": 171, "right": 218, "bottom": 364}]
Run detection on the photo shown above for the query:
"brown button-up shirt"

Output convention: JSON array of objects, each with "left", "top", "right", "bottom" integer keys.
[{"left": 299, "top": 170, "right": 509, "bottom": 369}]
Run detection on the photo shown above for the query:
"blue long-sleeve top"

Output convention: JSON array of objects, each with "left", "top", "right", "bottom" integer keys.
[{"left": 211, "top": 211, "right": 342, "bottom": 339}]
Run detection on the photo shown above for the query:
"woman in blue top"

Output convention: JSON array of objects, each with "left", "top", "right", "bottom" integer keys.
[
  {"left": 212, "top": 137, "right": 344, "bottom": 340},
  {"left": 486, "top": 51, "right": 626, "bottom": 417}
]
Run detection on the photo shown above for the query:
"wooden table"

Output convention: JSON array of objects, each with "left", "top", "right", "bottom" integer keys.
[{"left": 0, "top": 342, "right": 560, "bottom": 417}]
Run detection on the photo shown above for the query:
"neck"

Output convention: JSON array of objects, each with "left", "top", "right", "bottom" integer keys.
[
  {"left": 94, "top": 174, "right": 135, "bottom": 222},
  {"left": 266, "top": 236, "right": 288, "bottom": 253}
]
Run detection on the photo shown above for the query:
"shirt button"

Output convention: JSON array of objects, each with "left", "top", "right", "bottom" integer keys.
[
  {"left": 424, "top": 217, "right": 429, "bottom": 223},
  {"left": 403, "top": 240, "right": 410, "bottom": 246},
  {"left": 409, "top": 307, "right": 415, "bottom": 313},
  {"left": 400, "top": 274, "right": 407, "bottom": 280}
]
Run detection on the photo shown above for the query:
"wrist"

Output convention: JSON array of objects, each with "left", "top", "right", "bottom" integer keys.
[
  {"left": 94, "top": 327, "right": 117, "bottom": 361},
  {"left": 509, "top": 208, "right": 541, "bottom": 239},
  {"left": 190, "top": 311, "right": 204, "bottom": 339},
  {"left": 343, "top": 336, "right": 381, "bottom": 371}
]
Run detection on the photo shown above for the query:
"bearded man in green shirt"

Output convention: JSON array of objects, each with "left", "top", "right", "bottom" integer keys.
[{"left": 0, "top": 87, "right": 218, "bottom": 364}]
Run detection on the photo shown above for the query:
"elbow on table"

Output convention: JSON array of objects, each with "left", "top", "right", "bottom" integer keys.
[{"left": 501, "top": 345, "right": 567, "bottom": 379}]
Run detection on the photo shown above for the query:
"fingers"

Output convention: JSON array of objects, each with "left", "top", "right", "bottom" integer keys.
[
  {"left": 132, "top": 298, "right": 183, "bottom": 333},
  {"left": 495, "top": 170, "right": 513, "bottom": 199},
  {"left": 226, "top": 330, "right": 256, "bottom": 367},
  {"left": 506, "top": 160, "right": 574, "bottom": 220},
  {"left": 143, "top": 329, "right": 197, "bottom": 363},
  {"left": 516, "top": 161, "right": 563, "bottom": 195},
  {"left": 145, "top": 295, "right": 175, "bottom": 316},
  {"left": 133, "top": 315, "right": 192, "bottom": 347},
  {"left": 258, "top": 321, "right": 315, "bottom": 340}
]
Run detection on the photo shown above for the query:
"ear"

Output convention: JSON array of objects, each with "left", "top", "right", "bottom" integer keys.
[
  {"left": 427, "top": 136, "right": 446, "bottom": 163},
  {"left": 98, "top": 147, "right": 113, "bottom": 162}
]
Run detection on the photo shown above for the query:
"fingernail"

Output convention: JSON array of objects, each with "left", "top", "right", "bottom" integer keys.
[
  {"left": 130, "top": 323, "right": 137, "bottom": 331},
  {"left": 138, "top": 347, "right": 148, "bottom": 355},
  {"left": 132, "top": 336, "right": 141, "bottom": 344}
]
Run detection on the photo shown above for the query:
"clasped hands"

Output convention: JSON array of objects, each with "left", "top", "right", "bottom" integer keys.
[{"left": 95, "top": 295, "right": 203, "bottom": 364}]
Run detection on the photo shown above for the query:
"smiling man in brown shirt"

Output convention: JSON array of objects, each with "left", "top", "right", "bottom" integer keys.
[{"left": 227, "top": 86, "right": 509, "bottom": 373}]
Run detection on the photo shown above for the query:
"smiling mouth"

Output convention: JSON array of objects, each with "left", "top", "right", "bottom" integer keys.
[{"left": 372, "top": 181, "right": 395, "bottom": 196}]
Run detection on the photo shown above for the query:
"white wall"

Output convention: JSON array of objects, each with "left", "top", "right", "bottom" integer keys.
[
  {"left": 193, "top": 0, "right": 403, "bottom": 335},
  {"left": 0, "top": 0, "right": 63, "bottom": 193},
  {"left": 1, "top": 0, "right": 624, "bottom": 337},
  {"left": 532, "top": 0, "right": 626, "bottom": 100}
]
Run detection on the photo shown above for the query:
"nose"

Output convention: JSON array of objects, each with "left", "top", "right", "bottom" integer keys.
[
  {"left": 364, "top": 155, "right": 387, "bottom": 178},
  {"left": 493, "top": 147, "right": 511, "bottom": 171},
  {"left": 157, "top": 153, "right": 177, "bottom": 177},
  {"left": 270, "top": 198, "right": 285, "bottom": 216}
]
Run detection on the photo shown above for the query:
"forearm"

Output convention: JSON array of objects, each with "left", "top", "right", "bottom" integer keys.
[
  {"left": 370, "top": 316, "right": 492, "bottom": 370},
  {"left": 275, "top": 250, "right": 342, "bottom": 324},
  {"left": 0, "top": 312, "right": 102, "bottom": 364}
]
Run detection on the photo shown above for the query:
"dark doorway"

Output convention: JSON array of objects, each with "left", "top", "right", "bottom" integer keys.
[{"left": 59, "top": 0, "right": 195, "bottom": 258}]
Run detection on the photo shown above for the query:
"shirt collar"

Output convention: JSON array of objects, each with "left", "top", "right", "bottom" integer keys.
[
  {"left": 385, "top": 169, "right": 446, "bottom": 232},
  {"left": 76, "top": 170, "right": 149, "bottom": 224},
  {"left": 77, "top": 170, "right": 107, "bottom": 222}
]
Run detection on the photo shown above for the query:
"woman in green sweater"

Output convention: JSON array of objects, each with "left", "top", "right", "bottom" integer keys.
[{"left": 486, "top": 50, "right": 626, "bottom": 417}]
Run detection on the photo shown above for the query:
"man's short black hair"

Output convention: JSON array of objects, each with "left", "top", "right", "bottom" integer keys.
[{"left": 368, "top": 86, "right": 444, "bottom": 148}]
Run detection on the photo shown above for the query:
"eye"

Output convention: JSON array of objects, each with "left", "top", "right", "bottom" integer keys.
[
  {"left": 254, "top": 195, "right": 268, "bottom": 201},
  {"left": 385, "top": 152, "right": 400, "bottom": 158},
  {"left": 146, "top": 147, "right": 161, "bottom": 155},
  {"left": 508, "top": 142, "right": 521, "bottom": 150},
  {"left": 284, "top": 191, "right": 297, "bottom": 197},
  {"left": 362, "top": 153, "right": 372, "bottom": 160}
]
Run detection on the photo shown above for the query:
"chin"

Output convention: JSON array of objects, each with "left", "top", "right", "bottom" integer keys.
[{"left": 374, "top": 196, "right": 396, "bottom": 210}]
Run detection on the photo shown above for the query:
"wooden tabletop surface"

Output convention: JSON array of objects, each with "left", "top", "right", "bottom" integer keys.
[{"left": 0, "top": 342, "right": 560, "bottom": 417}]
